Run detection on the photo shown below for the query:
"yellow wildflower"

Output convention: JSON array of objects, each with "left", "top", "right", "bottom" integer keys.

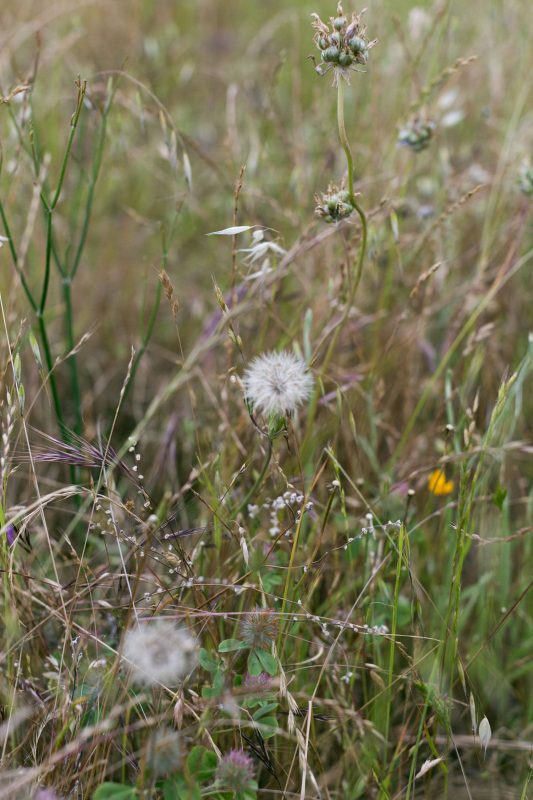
[{"left": 428, "top": 469, "right": 454, "bottom": 496}]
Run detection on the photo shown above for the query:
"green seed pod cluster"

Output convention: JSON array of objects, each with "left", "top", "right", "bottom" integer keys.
[
  {"left": 315, "top": 186, "right": 355, "bottom": 224},
  {"left": 518, "top": 162, "right": 533, "bottom": 197},
  {"left": 311, "top": 3, "right": 376, "bottom": 81},
  {"left": 398, "top": 118, "right": 436, "bottom": 153}
]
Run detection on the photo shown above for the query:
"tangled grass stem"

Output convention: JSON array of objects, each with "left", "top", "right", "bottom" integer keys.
[{"left": 234, "top": 436, "right": 273, "bottom": 520}]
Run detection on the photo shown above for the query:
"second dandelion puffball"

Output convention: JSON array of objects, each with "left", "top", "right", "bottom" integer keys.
[{"left": 122, "top": 619, "right": 197, "bottom": 687}]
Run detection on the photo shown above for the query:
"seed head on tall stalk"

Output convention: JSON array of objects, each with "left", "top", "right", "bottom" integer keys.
[{"left": 310, "top": 3, "right": 376, "bottom": 372}]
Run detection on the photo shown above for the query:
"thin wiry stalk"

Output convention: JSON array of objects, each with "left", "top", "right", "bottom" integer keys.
[{"left": 318, "top": 78, "right": 368, "bottom": 375}]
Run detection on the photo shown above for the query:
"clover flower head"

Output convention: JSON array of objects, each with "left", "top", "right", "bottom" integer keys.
[
  {"left": 216, "top": 749, "right": 256, "bottom": 793},
  {"left": 244, "top": 671, "right": 272, "bottom": 690},
  {"left": 243, "top": 350, "right": 314, "bottom": 418},
  {"left": 315, "top": 183, "right": 356, "bottom": 223},
  {"left": 122, "top": 619, "right": 197, "bottom": 687},
  {"left": 240, "top": 607, "right": 279, "bottom": 649},
  {"left": 398, "top": 117, "right": 436, "bottom": 152},
  {"left": 312, "top": 3, "right": 377, "bottom": 85}
]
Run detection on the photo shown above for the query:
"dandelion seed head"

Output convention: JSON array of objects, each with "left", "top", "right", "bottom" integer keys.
[
  {"left": 243, "top": 350, "right": 313, "bottom": 417},
  {"left": 122, "top": 619, "right": 197, "bottom": 687}
]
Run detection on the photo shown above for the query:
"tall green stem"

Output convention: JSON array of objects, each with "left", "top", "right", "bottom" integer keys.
[
  {"left": 302, "top": 79, "right": 369, "bottom": 464},
  {"left": 317, "top": 79, "right": 368, "bottom": 375}
]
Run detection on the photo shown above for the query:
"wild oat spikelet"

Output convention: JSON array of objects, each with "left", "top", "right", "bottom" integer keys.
[
  {"left": 243, "top": 351, "right": 314, "bottom": 417},
  {"left": 122, "top": 619, "right": 197, "bottom": 687}
]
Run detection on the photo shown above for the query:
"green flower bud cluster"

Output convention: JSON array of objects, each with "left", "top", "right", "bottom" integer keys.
[
  {"left": 312, "top": 3, "right": 376, "bottom": 82},
  {"left": 315, "top": 185, "right": 355, "bottom": 224},
  {"left": 518, "top": 161, "right": 533, "bottom": 197},
  {"left": 398, "top": 118, "right": 436, "bottom": 153}
]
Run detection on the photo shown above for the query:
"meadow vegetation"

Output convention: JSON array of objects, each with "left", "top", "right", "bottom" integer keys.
[{"left": 0, "top": 0, "right": 532, "bottom": 797}]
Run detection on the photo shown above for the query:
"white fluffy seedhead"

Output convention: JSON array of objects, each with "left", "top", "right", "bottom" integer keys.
[
  {"left": 122, "top": 619, "right": 197, "bottom": 687},
  {"left": 242, "top": 350, "right": 314, "bottom": 417}
]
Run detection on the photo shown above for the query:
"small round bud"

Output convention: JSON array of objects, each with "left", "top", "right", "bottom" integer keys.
[
  {"left": 349, "top": 36, "right": 367, "bottom": 53},
  {"left": 333, "top": 16, "right": 347, "bottom": 31},
  {"left": 317, "top": 36, "right": 328, "bottom": 50},
  {"left": 322, "top": 46, "right": 340, "bottom": 63},
  {"left": 338, "top": 52, "right": 353, "bottom": 67},
  {"left": 330, "top": 31, "right": 341, "bottom": 45}
]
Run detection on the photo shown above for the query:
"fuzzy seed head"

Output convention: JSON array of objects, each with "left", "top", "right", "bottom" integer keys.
[
  {"left": 243, "top": 351, "right": 314, "bottom": 418},
  {"left": 145, "top": 727, "right": 181, "bottom": 777},
  {"left": 240, "top": 607, "right": 279, "bottom": 649},
  {"left": 216, "top": 749, "right": 256, "bottom": 793},
  {"left": 122, "top": 619, "right": 197, "bottom": 687}
]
